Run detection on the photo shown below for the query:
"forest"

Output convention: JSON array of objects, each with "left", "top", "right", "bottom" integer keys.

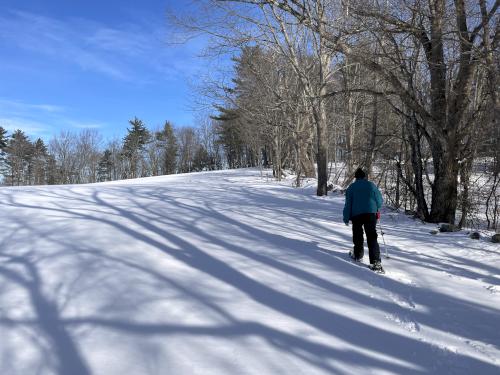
[
  {"left": 1, "top": 0, "right": 498, "bottom": 230},
  {"left": 173, "top": 0, "right": 499, "bottom": 229},
  {"left": 0, "top": 119, "right": 224, "bottom": 186}
]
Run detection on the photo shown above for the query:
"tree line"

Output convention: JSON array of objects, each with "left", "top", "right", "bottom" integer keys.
[
  {"left": 0, "top": 118, "right": 227, "bottom": 186},
  {"left": 173, "top": 0, "right": 499, "bottom": 229}
]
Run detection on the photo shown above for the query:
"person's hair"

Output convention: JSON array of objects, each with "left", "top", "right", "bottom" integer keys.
[{"left": 354, "top": 168, "right": 366, "bottom": 179}]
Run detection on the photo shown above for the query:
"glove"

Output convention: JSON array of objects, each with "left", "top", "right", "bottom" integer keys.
[{"left": 376, "top": 211, "right": 381, "bottom": 220}]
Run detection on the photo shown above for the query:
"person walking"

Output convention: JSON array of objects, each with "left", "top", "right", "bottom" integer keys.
[{"left": 343, "top": 168, "right": 384, "bottom": 273}]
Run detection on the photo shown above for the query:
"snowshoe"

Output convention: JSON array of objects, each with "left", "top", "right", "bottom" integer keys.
[
  {"left": 349, "top": 250, "right": 363, "bottom": 262},
  {"left": 369, "top": 261, "right": 385, "bottom": 274}
]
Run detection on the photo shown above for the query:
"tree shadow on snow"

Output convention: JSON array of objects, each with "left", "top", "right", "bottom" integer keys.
[{"left": 0, "top": 179, "right": 499, "bottom": 374}]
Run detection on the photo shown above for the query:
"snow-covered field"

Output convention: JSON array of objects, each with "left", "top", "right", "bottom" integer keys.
[{"left": 0, "top": 168, "right": 499, "bottom": 375}]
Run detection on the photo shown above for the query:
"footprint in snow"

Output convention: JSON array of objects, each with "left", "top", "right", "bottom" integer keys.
[
  {"left": 485, "top": 285, "right": 500, "bottom": 294},
  {"left": 465, "top": 340, "right": 500, "bottom": 363},
  {"left": 385, "top": 270, "right": 416, "bottom": 286},
  {"left": 385, "top": 313, "right": 420, "bottom": 333},
  {"left": 387, "top": 291, "right": 416, "bottom": 309}
]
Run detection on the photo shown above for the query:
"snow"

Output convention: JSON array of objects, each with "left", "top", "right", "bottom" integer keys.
[{"left": 0, "top": 168, "right": 499, "bottom": 375}]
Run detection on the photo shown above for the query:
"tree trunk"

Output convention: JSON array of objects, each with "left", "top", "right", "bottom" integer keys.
[
  {"left": 407, "top": 116, "right": 430, "bottom": 221},
  {"left": 314, "top": 96, "right": 328, "bottom": 196},
  {"left": 364, "top": 93, "right": 378, "bottom": 175},
  {"left": 429, "top": 135, "right": 459, "bottom": 223},
  {"left": 295, "top": 142, "right": 301, "bottom": 187},
  {"left": 301, "top": 146, "right": 316, "bottom": 178},
  {"left": 343, "top": 63, "right": 358, "bottom": 187},
  {"left": 458, "top": 156, "right": 473, "bottom": 228},
  {"left": 273, "top": 125, "right": 282, "bottom": 181}
]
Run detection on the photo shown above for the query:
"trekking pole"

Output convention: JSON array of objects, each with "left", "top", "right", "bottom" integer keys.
[{"left": 378, "top": 215, "right": 389, "bottom": 259}]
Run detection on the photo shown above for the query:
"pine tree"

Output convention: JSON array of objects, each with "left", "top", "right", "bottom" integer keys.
[
  {"left": 192, "top": 145, "right": 210, "bottom": 172},
  {"left": 97, "top": 150, "right": 113, "bottom": 182},
  {"left": 32, "top": 138, "right": 49, "bottom": 185},
  {"left": 0, "top": 127, "right": 8, "bottom": 182},
  {"left": 122, "top": 117, "right": 150, "bottom": 179},
  {"left": 0, "top": 127, "right": 7, "bottom": 150},
  {"left": 4, "top": 130, "right": 34, "bottom": 186},
  {"left": 213, "top": 110, "right": 245, "bottom": 169},
  {"left": 45, "top": 154, "right": 58, "bottom": 185},
  {"left": 157, "top": 121, "right": 178, "bottom": 175}
]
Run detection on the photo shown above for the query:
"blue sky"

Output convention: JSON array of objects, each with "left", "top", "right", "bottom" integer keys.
[{"left": 0, "top": 0, "right": 212, "bottom": 142}]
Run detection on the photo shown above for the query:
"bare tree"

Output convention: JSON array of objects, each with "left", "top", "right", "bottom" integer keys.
[
  {"left": 249, "top": 0, "right": 499, "bottom": 223},
  {"left": 75, "top": 129, "right": 102, "bottom": 183},
  {"left": 177, "top": 126, "right": 198, "bottom": 173},
  {"left": 171, "top": 0, "right": 338, "bottom": 195},
  {"left": 49, "top": 131, "right": 78, "bottom": 184}
]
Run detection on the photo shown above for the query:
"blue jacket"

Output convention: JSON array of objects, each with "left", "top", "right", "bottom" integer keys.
[{"left": 343, "top": 178, "right": 383, "bottom": 223}]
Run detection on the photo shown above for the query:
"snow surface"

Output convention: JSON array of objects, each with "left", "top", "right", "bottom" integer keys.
[{"left": 0, "top": 168, "right": 499, "bottom": 375}]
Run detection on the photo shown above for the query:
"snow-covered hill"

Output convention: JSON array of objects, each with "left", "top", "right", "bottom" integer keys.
[{"left": 0, "top": 168, "right": 499, "bottom": 374}]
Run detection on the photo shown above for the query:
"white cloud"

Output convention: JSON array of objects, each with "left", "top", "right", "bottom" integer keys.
[
  {"left": 0, "top": 117, "right": 52, "bottom": 137},
  {"left": 0, "top": 11, "right": 129, "bottom": 80},
  {"left": 0, "top": 99, "right": 107, "bottom": 139},
  {"left": 0, "top": 10, "right": 207, "bottom": 83},
  {"left": 0, "top": 99, "right": 65, "bottom": 114},
  {"left": 31, "top": 104, "right": 64, "bottom": 113},
  {"left": 66, "top": 120, "right": 104, "bottom": 129}
]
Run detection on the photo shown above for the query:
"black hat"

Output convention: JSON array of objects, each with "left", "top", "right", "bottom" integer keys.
[{"left": 354, "top": 168, "right": 366, "bottom": 179}]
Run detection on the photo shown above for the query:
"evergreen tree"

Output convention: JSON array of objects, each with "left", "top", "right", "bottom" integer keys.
[
  {"left": 97, "top": 150, "right": 113, "bottom": 182},
  {"left": 0, "top": 127, "right": 7, "bottom": 182},
  {"left": 213, "top": 109, "right": 245, "bottom": 169},
  {"left": 192, "top": 145, "right": 210, "bottom": 172},
  {"left": 45, "top": 154, "right": 58, "bottom": 185},
  {"left": 32, "top": 138, "right": 49, "bottom": 185},
  {"left": 158, "top": 121, "right": 178, "bottom": 175},
  {"left": 122, "top": 117, "right": 150, "bottom": 179},
  {"left": 5, "top": 130, "right": 34, "bottom": 186},
  {"left": 0, "top": 127, "right": 7, "bottom": 150}
]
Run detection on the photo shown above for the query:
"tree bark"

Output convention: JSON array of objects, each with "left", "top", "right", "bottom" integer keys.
[
  {"left": 314, "top": 89, "right": 329, "bottom": 195},
  {"left": 429, "top": 135, "right": 459, "bottom": 223},
  {"left": 406, "top": 116, "right": 430, "bottom": 220}
]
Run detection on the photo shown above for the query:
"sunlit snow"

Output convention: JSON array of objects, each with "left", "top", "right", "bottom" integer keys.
[{"left": 0, "top": 168, "right": 499, "bottom": 374}]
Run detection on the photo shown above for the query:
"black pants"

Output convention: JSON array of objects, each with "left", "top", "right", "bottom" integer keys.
[{"left": 351, "top": 213, "right": 380, "bottom": 264}]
